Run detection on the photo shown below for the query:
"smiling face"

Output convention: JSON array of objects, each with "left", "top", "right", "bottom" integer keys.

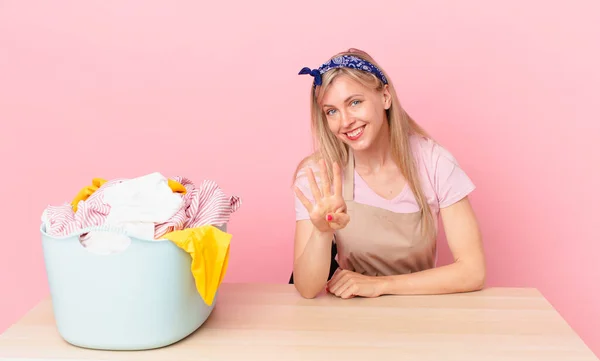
[{"left": 319, "top": 73, "right": 392, "bottom": 152}]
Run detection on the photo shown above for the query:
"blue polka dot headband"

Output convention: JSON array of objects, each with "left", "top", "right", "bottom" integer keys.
[{"left": 298, "top": 55, "right": 388, "bottom": 87}]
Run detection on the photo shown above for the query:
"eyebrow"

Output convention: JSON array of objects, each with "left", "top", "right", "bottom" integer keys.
[{"left": 323, "top": 94, "right": 363, "bottom": 108}]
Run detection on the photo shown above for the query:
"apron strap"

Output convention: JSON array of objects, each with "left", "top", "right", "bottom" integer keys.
[{"left": 343, "top": 149, "right": 354, "bottom": 201}]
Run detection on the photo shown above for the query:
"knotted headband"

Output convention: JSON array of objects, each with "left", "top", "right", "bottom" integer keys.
[{"left": 298, "top": 55, "right": 388, "bottom": 87}]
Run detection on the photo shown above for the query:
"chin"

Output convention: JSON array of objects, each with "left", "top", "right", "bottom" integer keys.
[
  {"left": 338, "top": 137, "right": 373, "bottom": 152},
  {"left": 347, "top": 141, "right": 373, "bottom": 152}
]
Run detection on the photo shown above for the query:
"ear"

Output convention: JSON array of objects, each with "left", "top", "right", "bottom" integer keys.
[{"left": 382, "top": 85, "right": 392, "bottom": 110}]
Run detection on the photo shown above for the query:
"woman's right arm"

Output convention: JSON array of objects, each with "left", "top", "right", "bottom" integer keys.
[
  {"left": 292, "top": 159, "right": 348, "bottom": 298},
  {"left": 293, "top": 220, "right": 334, "bottom": 298}
]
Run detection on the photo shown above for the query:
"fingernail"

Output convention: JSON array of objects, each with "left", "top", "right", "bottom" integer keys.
[{"left": 326, "top": 214, "right": 332, "bottom": 221}]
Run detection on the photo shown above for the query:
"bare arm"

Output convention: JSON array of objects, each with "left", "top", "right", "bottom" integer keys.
[
  {"left": 379, "top": 196, "right": 486, "bottom": 295},
  {"left": 292, "top": 159, "right": 349, "bottom": 299},
  {"left": 292, "top": 220, "right": 334, "bottom": 298}
]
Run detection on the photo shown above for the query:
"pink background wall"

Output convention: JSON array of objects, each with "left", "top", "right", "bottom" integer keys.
[{"left": 1, "top": 0, "right": 598, "bottom": 356}]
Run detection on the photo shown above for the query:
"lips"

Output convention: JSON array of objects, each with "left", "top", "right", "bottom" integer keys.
[{"left": 345, "top": 125, "right": 365, "bottom": 141}]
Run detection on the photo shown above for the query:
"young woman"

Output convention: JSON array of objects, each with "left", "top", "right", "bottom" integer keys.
[{"left": 292, "top": 48, "right": 485, "bottom": 299}]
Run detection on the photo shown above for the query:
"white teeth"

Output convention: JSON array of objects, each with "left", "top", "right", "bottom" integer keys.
[{"left": 347, "top": 126, "right": 364, "bottom": 137}]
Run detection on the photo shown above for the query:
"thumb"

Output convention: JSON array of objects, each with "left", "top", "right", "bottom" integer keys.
[{"left": 326, "top": 212, "right": 349, "bottom": 229}]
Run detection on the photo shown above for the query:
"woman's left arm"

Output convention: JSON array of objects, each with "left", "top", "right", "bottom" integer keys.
[
  {"left": 378, "top": 196, "right": 486, "bottom": 295},
  {"left": 327, "top": 196, "right": 486, "bottom": 298}
]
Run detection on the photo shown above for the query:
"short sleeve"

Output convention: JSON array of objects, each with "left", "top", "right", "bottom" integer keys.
[
  {"left": 427, "top": 141, "right": 476, "bottom": 208},
  {"left": 292, "top": 163, "right": 320, "bottom": 221}
]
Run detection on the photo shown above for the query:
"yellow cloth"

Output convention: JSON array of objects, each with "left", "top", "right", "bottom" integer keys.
[
  {"left": 71, "top": 178, "right": 107, "bottom": 212},
  {"left": 161, "top": 225, "right": 231, "bottom": 306},
  {"left": 71, "top": 177, "right": 187, "bottom": 211},
  {"left": 168, "top": 179, "right": 187, "bottom": 194}
]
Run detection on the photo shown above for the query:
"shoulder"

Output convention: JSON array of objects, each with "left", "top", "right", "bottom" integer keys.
[
  {"left": 409, "top": 134, "right": 476, "bottom": 208},
  {"left": 409, "top": 134, "right": 459, "bottom": 168},
  {"left": 293, "top": 153, "right": 321, "bottom": 183},
  {"left": 292, "top": 153, "right": 324, "bottom": 220}
]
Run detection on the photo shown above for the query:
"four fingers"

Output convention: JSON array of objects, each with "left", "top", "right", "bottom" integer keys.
[
  {"left": 296, "top": 160, "right": 349, "bottom": 230},
  {"left": 307, "top": 160, "right": 343, "bottom": 199}
]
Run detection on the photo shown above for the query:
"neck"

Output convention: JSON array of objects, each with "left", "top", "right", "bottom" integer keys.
[{"left": 352, "top": 121, "right": 394, "bottom": 173}]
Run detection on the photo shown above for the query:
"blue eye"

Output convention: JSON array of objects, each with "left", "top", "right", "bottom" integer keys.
[
  {"left": 351, "top": 100, "right": 361, "bottom": 106},
  {"left": 326, "top": 109, "right": 336, "bottom": 116}
]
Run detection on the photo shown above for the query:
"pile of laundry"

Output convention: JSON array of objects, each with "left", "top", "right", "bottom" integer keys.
[{"left": 40, "top": 172, "right": 241, "bottom": 305}]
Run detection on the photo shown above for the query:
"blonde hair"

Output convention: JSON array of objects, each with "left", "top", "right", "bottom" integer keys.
[{"left": 293, "top": 48, "right": 437, "bottom": 242}]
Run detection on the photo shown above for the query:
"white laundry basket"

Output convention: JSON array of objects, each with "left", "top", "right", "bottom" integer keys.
[{"left": 40, "top": 222, "right": 226, "bottom": 351}]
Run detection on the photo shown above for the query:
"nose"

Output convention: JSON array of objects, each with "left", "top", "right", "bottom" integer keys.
[{"left": 339, "top": 110, "right": 354, "bottom": 129}]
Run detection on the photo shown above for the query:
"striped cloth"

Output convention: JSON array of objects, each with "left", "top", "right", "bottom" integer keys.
[
  {"left": 154, "top": 176, "right": 241, "bottom": 238},
  {"left": 42, "top": 176, "right": 241, "bottom": 239},
  {"left": 42, "top": 178, "right": 123, "bottom": 237}
]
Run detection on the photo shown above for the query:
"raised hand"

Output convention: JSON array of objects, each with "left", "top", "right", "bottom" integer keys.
[{"left": 294, "top": 158, "right": 350, "bottom": 233}]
